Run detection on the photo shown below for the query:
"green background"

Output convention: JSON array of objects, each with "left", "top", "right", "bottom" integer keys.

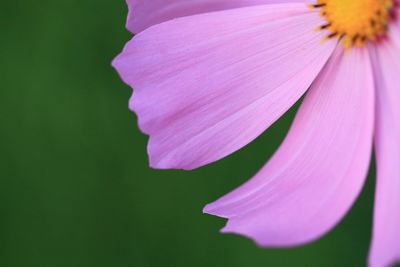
[{"left": 1, "top": 1, "right": 379, "bottom": 266}]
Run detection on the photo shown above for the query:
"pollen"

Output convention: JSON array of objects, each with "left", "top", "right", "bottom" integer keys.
[{"left": 311, "top": 0, "right": 394, "bottom": 48}]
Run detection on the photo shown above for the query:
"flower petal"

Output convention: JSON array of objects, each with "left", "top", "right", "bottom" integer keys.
[
  {"left": 126, "top": 0, "right": 310, "bottom": 33},
  {"left": 204, "top": 47, "right": 374, "bottom": 247},
  {"left": 113, "top": 4, "right": 336, "bottom": 170},
  {"left": 368, "top": 24, "right": 400, "bottom": 267}
]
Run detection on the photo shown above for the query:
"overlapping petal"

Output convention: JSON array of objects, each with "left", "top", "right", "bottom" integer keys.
[
  {"left": 113, "top": 4, "right": 336, "bottom": 170},
  {"left": 125, "top": 0, "right": 310, "bottom": 33},
  {"left": 204, "top": 47, "right": 374, "bottom": 247},
  {"left": 368, "top": 24, "right": 400, "bottom": 267}
]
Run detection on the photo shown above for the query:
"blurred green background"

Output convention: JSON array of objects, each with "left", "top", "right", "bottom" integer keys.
[{"left": 1, "top": 1, "right": 377, "bottom": 267}]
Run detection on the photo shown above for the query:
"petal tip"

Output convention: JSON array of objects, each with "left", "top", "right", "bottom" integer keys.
[
  {"left": 148, "top": 153, "right": 195, "bottom": 171},
  {"left": 202, "top": 202, "right": 230, "bottom": 218},
  {"left": 148, "top": 155, "right": 171, "bottom": 170},
  {"left": 202, "top": 203, "right": 218, "bottom": 215}
]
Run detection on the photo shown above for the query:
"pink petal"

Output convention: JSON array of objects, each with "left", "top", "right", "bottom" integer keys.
[
  {"left": 113, "top": 5, "right": 336, "bottom": 170},
  {"left": 368, "top": 24, "right": 400, "bottom": 267},
  {"left": 126, "top": 0, "right": 310, "bottom": 33},
  {"left": 204, "top": 47, "right": 375, "bottom": 247}
]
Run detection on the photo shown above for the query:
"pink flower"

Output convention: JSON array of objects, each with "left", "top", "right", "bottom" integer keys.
[{"left": 112, "top": 1, "right": 400, "bottom": 266}]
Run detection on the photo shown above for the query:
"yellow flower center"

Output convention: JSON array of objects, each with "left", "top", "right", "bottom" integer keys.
[{"left": 312, "top": 0, "right": 394, "bottom": 48}]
